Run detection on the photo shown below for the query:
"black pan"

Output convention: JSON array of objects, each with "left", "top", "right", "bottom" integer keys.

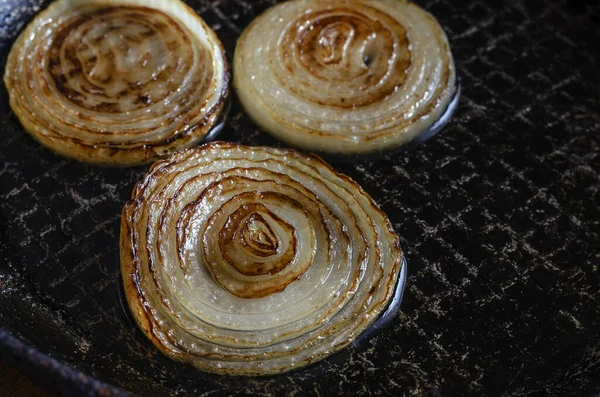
[{"left": 1, "top": 1, "right": 600, "bottom": 396}]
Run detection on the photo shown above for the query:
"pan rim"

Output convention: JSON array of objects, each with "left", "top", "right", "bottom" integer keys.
[{"left": 0, "top": 328, "right": 131, "bottom": 397}]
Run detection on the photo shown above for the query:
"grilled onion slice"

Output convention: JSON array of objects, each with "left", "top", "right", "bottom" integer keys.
[
  {"left": 4, "top": 0, "right": 229, "bottom": 166},
  {"left": 121, "top": 142, "right": 404, "bottom": 375},
  {"left": 233, "top": 0, "right": 457, "bottom": 155}
]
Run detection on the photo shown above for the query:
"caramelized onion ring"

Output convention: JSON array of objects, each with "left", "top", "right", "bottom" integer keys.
[
  {"left": 234, "top": 0, "right": 457, "bottom": 155},
  {"left": 4, "top": 0, "right": 229, "bottom": 165},
  {"left": 120, "top": 142, "right": 404, "bottom": 375}
]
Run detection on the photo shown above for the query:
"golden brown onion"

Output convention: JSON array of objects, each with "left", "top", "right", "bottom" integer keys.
[
  {"left": 120, "top": 142, "right": 404, "bottom": 375},
  {"left": 233, "top": 0, "right": 457, "bottom": 155},
  {"left": 4, "top": 0, "right": 229, "bottom": 166}
]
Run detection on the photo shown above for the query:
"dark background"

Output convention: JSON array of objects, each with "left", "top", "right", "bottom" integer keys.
[{"left": 1, "top": 0, "right": 599, "bottom": 396}]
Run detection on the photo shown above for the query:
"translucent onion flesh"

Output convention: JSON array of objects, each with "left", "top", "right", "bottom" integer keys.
[
  {"left": 233, "top": 0, "right": 457, "bottom": 155},
  {"left": 120, "top": 142, "right": 404, "bottom": 375},
  {"left": 4, "top": 0, "right": 229, "bottom": 166}
]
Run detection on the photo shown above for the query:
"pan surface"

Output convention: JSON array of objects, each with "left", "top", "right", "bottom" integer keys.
[{"left": 1, "top": 0, "right": 600, "bottom": 396}]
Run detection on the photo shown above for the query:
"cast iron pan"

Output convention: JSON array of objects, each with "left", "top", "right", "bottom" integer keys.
[{"left": 1, "top": 1, "right": 600, "bottom": 396}]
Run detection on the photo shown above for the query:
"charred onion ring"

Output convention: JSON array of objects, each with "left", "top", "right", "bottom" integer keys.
[
  {"left": 4, "top": 0, "right": 229, "bottom": 165},
  {"left": 234, "top": 0, "right": 457, "bottom": 155},
  {"left": 121, "top": 142, "right": 404, "bottom": 375}
]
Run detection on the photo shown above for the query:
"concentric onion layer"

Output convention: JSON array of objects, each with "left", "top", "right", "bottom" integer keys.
[
  {"left": 121, "top": 142, "right": 403, "bottom": 375},
  {"left": 4, "top": 0, "right": 229, "bottom": 165},
  {"left": 234, "top": 0, "right": 457, "bottom": 155}
]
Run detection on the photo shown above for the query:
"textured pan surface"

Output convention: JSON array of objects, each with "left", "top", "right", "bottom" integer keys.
[{"left": 1, "top": 0, "right": 600, "bottom": 396}]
